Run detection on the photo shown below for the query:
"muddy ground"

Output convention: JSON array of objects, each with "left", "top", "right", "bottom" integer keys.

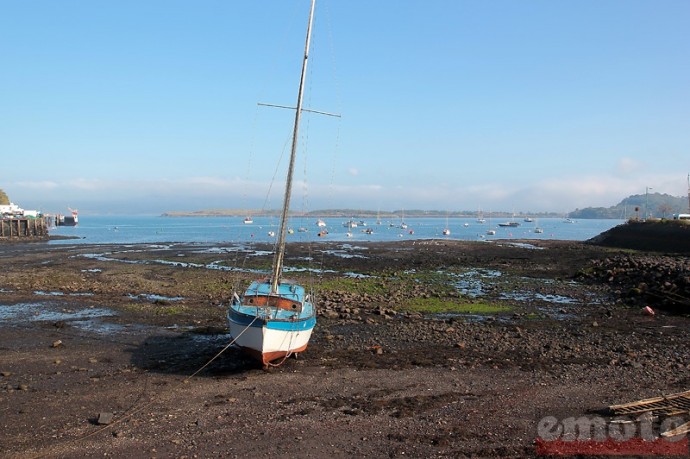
[{"left": 1, "top": 238, "right": 689, "bottom": 458}]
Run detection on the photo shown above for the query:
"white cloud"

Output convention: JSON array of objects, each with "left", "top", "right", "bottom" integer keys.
[
  {"left": 4, "top": 169, "right": 687, "bottom": 215},
  {"left": 14, "top": 180, "right": 59, "bottom": 190},
  {"left": 615, "top": 157, "right": 643, "bottom": 175}
]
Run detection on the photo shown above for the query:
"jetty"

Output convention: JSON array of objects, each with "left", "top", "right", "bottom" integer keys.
[{"left": 0, "top": 216, "right": 49, "bottom": 241}]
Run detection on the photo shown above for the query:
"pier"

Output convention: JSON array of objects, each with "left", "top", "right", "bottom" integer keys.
[{"left": 0, "top": 217, "right": 49, "bottom": 241}]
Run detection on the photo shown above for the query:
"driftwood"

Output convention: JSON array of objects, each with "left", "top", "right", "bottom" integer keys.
[{"left": 661, "top": 421, "right": 690, "bottom": 438}]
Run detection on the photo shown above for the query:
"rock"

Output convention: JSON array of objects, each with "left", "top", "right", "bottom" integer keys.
[
  {"left": 97, "top": 412, "right": 114, "bottom": 425},
  {"left": 1, "top": 371, "right": 11, "bottom": 377},
  {"left": 51, "top": 340, "right": 63, "bottom": 348},
  {"left": 321, "top": 310, "right": 339, "bottom": 319},
  {"left": 18, "top": 384, "right": 29, "bottom": 391}
]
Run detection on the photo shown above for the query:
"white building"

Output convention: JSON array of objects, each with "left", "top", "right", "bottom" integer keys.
[{"left": 0, "top": 203, "right": 40, "bottom": 217}]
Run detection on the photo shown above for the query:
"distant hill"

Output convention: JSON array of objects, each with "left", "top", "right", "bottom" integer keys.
[{"left": 569, "top": 193, "right": 688, "bottom": 219}]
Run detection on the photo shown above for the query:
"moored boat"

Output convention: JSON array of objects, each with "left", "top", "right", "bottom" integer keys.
[{"left": 228, "top": 0, "right": 322, "bottom": 367}]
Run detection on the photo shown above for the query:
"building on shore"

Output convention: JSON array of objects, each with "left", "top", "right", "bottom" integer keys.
[{"left": 0, "top": 202, "right": 49, "bottom": 241}]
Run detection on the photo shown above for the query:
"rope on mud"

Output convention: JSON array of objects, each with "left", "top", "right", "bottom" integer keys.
[
  {"left": 29, "top": 315, "right": 259, "bottom": 459},
  {"left": 185, "top": 314, "right": 258, "bottom": 379}
]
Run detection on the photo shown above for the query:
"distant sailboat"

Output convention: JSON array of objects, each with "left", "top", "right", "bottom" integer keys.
[
  {"left": 486, "top": 211, "right": 496, "bottom": 235},
  {"left": 476, "top": 206, "right": 485, "bottom": 223}
]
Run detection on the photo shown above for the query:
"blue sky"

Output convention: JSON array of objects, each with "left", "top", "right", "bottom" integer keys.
[{"left": 1, "top": 0, "right": 688, "bottom": 215}]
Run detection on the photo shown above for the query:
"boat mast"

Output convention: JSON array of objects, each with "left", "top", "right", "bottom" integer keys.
[{"left": 270, "top": 0, "right": 316, "bottom": 294}]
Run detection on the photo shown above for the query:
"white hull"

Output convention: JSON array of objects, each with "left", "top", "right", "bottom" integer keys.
[{"left": 228, "top": 317, "right": 314, "bottom": 364}]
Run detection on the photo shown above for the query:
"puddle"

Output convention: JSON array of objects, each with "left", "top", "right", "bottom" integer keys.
[
  {"left": 339, "top": 244, "right": 369, "bottom": 251},
  {"left": 128, "top": 293, "right": 184, "bottom": 302},
  {"left": 452, "top": 269, "right": 502, "bottom": 298},
  {"left": 81, "top": 268, "right": 103, "bottom": 273},
  {"left": 320, "top": 249, "right": 368, "bottom": 259},
  {"left": 499, "top": 291, "right": 579, "bottom": 304},
  {"left": 81, "top": 252, "right": 267, "bottom": 275},
  {"left": 343, "top": 272, "right": 374, "bottom": 278},
  {"left": 432, "top": 313, "right": 511, "bottom": 323},
  {"left": 0, "top": 302, "right": 114, "bottom": 322},
  {"left": 0, "top": 302, "right": 162, "bottom": 335},
  {"left": 283, "top": 266, "right": 337, "bottom": 275},
  {"left": 495, "top": 242, "right": 544, "bottom": 250},
  {"left": 247, "top": 250, "right": 274, "bottom": 257},
  {"left": 34, "top": 291, "right": 94, "bottom": 297}
]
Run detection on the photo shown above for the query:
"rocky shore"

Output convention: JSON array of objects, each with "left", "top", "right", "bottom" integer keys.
[{"left": 1, "top": 238, "right": 688, "bottom": 458}]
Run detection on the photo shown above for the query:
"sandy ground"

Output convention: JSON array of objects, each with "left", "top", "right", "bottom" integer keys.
[{"left": 1, "top": 238, "right": 689, "bottom": 458}]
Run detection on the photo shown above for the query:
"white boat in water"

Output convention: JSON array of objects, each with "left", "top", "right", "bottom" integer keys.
[{"left": 228, "top": 0, "right": 321, "bottom": 367}]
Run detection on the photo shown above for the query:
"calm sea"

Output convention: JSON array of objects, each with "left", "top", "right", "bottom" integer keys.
[{"left": 47, "top": 215, "right": 625, "bottom": 245}]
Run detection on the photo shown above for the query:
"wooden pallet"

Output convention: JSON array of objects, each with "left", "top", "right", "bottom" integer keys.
[{"left": 609, "top": 389, "right": 690, "bottom": 417}]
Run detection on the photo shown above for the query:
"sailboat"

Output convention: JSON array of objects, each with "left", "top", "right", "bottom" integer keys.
[
  {"left": 228, "top": 0, "right": 319, "bottom": 367},
  {"left": 476, "top": 206, "right": 485, "bottom": 223},
  {"left": 400, "top": 209, "right": 408, "bottom": 229}
]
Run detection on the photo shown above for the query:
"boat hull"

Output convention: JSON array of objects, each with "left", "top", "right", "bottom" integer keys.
[
  {"left": 227, "top": 279, "right": 316, "bottom": 366},
  {"left": 227, "top": 308, "right": 315, "bottom": 366}
]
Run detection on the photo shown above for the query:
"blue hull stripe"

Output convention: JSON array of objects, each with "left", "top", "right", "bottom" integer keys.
[{"left": 228, "top": 308, "right": 316, "bottom": 331}]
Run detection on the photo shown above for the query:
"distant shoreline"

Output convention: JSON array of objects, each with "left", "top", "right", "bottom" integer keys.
[{"left": 161, "top": 209, "right": 566, "bottom": 219}]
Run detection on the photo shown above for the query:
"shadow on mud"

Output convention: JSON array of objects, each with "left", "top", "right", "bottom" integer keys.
[{"left": 128, "top": 326, "right": 263, "bottom": 376}]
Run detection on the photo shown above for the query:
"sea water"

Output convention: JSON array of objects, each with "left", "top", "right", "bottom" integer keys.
[{"left": 47, "top": 215, "right": 625, "bottom": 245}]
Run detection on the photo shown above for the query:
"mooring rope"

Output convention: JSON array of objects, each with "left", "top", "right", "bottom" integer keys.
[{"left": 28, "top": 314, "right": 259, "bottom": 459}]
